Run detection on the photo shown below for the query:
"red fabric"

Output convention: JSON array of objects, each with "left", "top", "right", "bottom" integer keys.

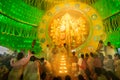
[{"left": 80, "top": 59, "right": 87, "bottom": 70}]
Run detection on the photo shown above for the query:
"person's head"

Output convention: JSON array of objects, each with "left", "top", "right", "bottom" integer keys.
[
  {"left": 90, "top": 52, "right": 94, "bottom": 57},
  {"left": 40, "top": 72, "right": 46, "bottom": 80},
  {"left": 106, "top": 71, "right": 119, "bottom": 80},
  {"left": 65, "top": 75, "right": 71, "bottom": 80},
  {"left": 107, "top": 42, "right": 111, "bottom": 46},
  {"left": 72, "top": 51, "right": 76, "bottom": 56},
  {"left": 14, "top": 50, "right": 17, "bottom": 53},
  {"left": 94, "top": 54, "right": 98, "bottom": 58},
  {"left": 53, "top": 77, "right": 59, "bottom": 80},
  {"left": 78, "top": 74, "right": 85, "bottom": 80},
  {"left": 104, "top": 55, "right": 108, "bottom": 60},
  {"left": 46, "top": 44, "right": 49, "bottom": 47},
  {"left": 81, "top": 54, "right": 84, "bottom": 58},
  {"left": 31, "top": 51, "right": 35, "bottom": 54},
  {"left": 64, "top": 43, "right": 67, "bottom": 47},
  {"left": 17, "top": 52, "right": 24, "bottom": 60},
  {"left": 114, "top": 53, "right": 119, "bottom": 59},
  {"left": 40, "top": 57, "right": 45, "bottom": 63},
  {"left": 99, "top": 40, "right": 103, "bottom": 44},
  {"left": 108, "top": 55, "right": 112, "bottom": 59},
  {"left": 99, "top": 53, "right": 104, "bottom": 57},
  {"left": 85, "top": 53, "right": 89, "bottom": 58},
  {"left": 95, "top": 67, "right": 102, "bottom": 76},
  {"left": 57, "top": 76, "right": 62, "bottom": 80},
  {"left": 30, "top": 56, "right": 36, "bottom": 61},
  {"left": 20, "top": 49, "right": 25, "bottom": 53},
  {"left": 118, "top": 54, "right": 120, "bottom": 59}
]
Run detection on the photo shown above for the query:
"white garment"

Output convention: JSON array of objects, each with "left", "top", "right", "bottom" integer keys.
[
  {"left": 78, "top": 58, "right": 83, "bottom": 70},
  {"left": 105, "top": 46, "right": 115, "bottom": 59},
  {"left": 97, "top": 43, "right": 106, "bottom": 56},
  {"left": 103, "top": 58, "right": 114, "bottom": 72},
  {"left": 44, "top": 47, "right": 51, "bottom": 61},
  {"left": 44, "top": 60, "right": 52, "bottom": 74}
]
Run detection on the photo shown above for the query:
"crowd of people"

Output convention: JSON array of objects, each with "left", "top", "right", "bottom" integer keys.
[{"left": 0, "top": 40, "right": 120, "bottom": 80}]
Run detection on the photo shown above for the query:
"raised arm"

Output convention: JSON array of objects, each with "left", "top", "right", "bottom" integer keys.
[{"left": 10, "top": 50, "right": 33, "bottom": 68}]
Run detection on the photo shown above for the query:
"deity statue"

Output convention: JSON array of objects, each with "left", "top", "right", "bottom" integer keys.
[{"left": 49, "top": 12, "right": 89, "bottom": 49}]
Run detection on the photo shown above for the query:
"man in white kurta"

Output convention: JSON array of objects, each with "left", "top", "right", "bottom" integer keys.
[{"left": 105, "top": 42, "right": 116, "bottom": 59}]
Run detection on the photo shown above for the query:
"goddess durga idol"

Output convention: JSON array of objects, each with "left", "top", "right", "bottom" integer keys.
[{"left": 49, "top": 12, "right": 89, "bottom": 49}]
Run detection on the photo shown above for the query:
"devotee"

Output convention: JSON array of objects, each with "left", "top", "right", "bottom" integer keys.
[
  {"left": 94, "top": 54, "right": 102, "bottom": 71},
  {"left": 78, "top": 54, "right": 84, "bottom": 74},
  {"left": 0, "top": 65, "right": 9, "bottom": 80},
  {"left": 44, "top": 59, "right": 52, "bottom": 79},
  {"left": 103, "top": 55, "right": 114, "bottom": 72},
  {"left": 78, "top": 74, "right": 85, "bottom": 80},
  {"left": 78, "top": 54, "right": 88, "bottom": 80},
  {"left": 8, "top": 50, "right": 33, "bottom": 80},
  {"left": 87, "top": 52, "right": 95, "bottom": 80},
  {"left": 114, "top": 54, "right": 120, "bottom": 79},
  {"left": 10, "top": 50, "right": 33, "bottom": 67},
  {"left": 40, "top": 71, "right": 46, "bottom": 80},
  {"left": 96, "top": 69, "right": 107, "bottom": 80},
  {"left": 12, "top": 50, "right": 18, "bottom": 57},
  {"left": 96, "top": 40, "right": 106, "bottom": 56},
  {"left": 45, "top": 44, "right": 52, "bottom": 61},
  {"left": 71, "top": 51, "right": 78, "bottom": 76},
  {"left": 105, "top": 42, "right": 116, "bottom": 59},
  {"left": 114, "top": 53, "right": 119, "bottom": 62},
  {"left": 40, "top": 57, "right": 52, "bottom": 80},
  {"left": 59, "top": 43, "right": 68, "bottom": 55},
  {"left": 32, "top": 39, "right": 36, "bottom": 48},
  {"left": 84, "top": 53, "right": 91, "bottom": 79},
  {"left": 98, "top": 53, "right": 104, "bottom": 67},
  {"left": 63, "top": 43, "right": 69, "bottom": 53},
  {"left": 51, "top": 45, "right": 58, "bottom": 55},
  {"left": 23, "top": 56, "right": 41, "bottom": 80},
  {"left": 65, "top": 75, "right": 71, "bottom": 80},
  {"left": 93, "top": 54, "right": 102, "bottom": 80},
  {"left": 57, "top": 76, "right": 62, "bottom": 80},
  {"left": 52, "top": 77, "right": 59, "bottom": 80},
  {"left": 105, "top": 71, "right": 119, "bottom": 80}
]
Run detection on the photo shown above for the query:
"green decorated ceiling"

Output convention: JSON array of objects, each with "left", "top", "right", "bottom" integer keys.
[{"left": 0, "top": 0, "right": 120, "bottom": 53}]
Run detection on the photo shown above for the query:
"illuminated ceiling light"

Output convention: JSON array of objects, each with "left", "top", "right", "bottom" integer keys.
[
  {"left": 59, "top": 70, "right": 62, "bottom": 73},
  {"left": 64, "top": 70, "right": 68, "bottom": 73},
  {"left": 60, "top": 60, "right": 66, "bottom": 62},
  {"left": 60, "top": 63, "right": 66, "bottom": 65}
]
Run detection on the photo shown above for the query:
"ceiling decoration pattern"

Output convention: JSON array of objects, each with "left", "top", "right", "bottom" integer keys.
[
  {"left": 0, "top": 0, "right": 43, "bottom": 52},
  {"left": 23, "top": 0, "right": 120, "bottom": 19},
  {"left": 23, "top": 0, "right": 98, "bottom": 10},
  {"left": 0, "top": 0, "right": 45, "bottom": 26},
  {"left": 103, "top": 12, "right": 120, "bottom": 33},
  {"left": 93, "top": 0, "right": 120, "bottom": 19},
  {"left": 23, "top": 0, "right": 120, "bottom": 33},
  {"left": 0, "top": 0, "right": 44, "bottom": 39},
  {"left": 103, "top": 12, "right": 120, "bottom": 47},
  {"left": 0, "top": 31, "right": 41, "bottom": 53}
]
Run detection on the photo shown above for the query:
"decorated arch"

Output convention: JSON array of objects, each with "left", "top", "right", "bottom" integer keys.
[{"left": 38, "top": 2, "right": 106, "bottom": 53}]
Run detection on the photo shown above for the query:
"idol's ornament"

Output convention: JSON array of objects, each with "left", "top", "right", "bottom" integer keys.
[{"left": 38, "top": 2, "right": 106, "bottom": 53}]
